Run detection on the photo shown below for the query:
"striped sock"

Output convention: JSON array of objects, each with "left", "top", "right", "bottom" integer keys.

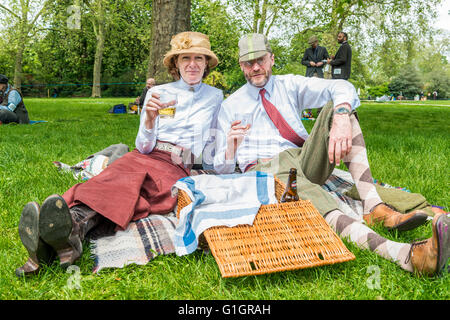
[
  {"left": 325, "top": 210, "right": 414, "bottom": 272},
  {"left": 344, "top": 114, "right": 383, "bottom": 214}
]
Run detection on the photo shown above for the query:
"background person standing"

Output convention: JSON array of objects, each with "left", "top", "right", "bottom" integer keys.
[
  {"left": 301, "top": 35, "right": 330, "bottom": 117},
  {"left": 0, "top": 74, "right": 29, "bottom": 124},
  {"left": 301, "top": 35, "right": 329, "bottom": 78},
  {"left": 327, "top": 32, "right": 352, "bottom": 80}
]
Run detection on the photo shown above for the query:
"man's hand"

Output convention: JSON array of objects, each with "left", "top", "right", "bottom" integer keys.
[
  {"left": 328, "top": 108, "right": 352, "bottom": 165},
  {"left": 144, "top": 92, "right": 175, "bottom": 129},
  {"left": 225, "top": 120, "right": 251, "bottom": 160},
  {"left": 310, "top": 61, "right": 317, "bottom": 67},
  {"left": 316, "top": 61, "right": 324, "bottom": 67},
  {"left": 327, "top": 58, "right": 332, "bottom": 64}
]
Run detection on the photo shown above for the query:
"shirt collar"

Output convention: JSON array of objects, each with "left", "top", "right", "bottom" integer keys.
[
  {"left": 177, "top": 77, "right": 203, "bottom": 92},
  {"left": 246, "top": 75, "right": 275, "bottom": 101},
  {"left": 5, "top": 84, "right": 11, "bottom": 94}
]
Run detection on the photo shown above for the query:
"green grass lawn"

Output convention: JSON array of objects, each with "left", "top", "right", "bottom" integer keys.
[{"left": 0, "top": 98, "right": 449, "bottom": 300}]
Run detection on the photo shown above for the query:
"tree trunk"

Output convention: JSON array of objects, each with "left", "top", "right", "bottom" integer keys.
[
  {"left": 91, "top": 1, "right": 107, "bottom": 98},
  {"left": 92, "top": 20, "right": 106, "bottom": 97},
  {"left": 13, "top": 43, "right": 24, "bottom": 91},
  {"left": 147, "top": 0, "right": 191, "bottom": 84}
]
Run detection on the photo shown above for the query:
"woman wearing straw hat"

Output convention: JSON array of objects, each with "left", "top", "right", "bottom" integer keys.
[{"left": 15, "top": 31, "right": 223, "bottom": 276}]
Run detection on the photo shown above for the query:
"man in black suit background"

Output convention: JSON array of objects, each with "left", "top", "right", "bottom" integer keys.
[
  {"left": 327, "top": 32, "right": 352, "bottom": 80},
  {"left": 301, "top": 36, "right": 329, "bottom": 78}
]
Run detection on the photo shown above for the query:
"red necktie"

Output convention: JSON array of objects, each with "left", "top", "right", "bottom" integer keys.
[{"left": 259, "top": 88, "right": 305, "bottom": 147}]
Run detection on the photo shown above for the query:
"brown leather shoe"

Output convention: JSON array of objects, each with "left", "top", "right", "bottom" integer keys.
[
  {"left": 16, "top": 202, "right": 55, "bottom": 277},
  {"left": 364, "top": 203, "right": 429, "bottom": 231},
  {"left": 407, "top": 213, "right": 450, "bottom": 276}
]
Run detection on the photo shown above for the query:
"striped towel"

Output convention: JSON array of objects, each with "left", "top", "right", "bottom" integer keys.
[{"left": 172, "top": 171, "right": 278, "bottom": 256}]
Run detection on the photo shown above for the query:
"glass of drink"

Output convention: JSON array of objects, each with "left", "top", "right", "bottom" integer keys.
[
  {"left": 158, "top": 90, "right": 177, "bottom": 119},
  {"left": 233, "top": 112, "right": 253, "bottom": 128}
]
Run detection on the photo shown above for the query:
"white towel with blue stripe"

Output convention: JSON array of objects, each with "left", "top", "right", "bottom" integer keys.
[{"left": 172, "top": 171, "right": 278, "bottom": 256}]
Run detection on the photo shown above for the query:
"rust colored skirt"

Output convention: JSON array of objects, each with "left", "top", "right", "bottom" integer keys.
[{"left": 63, "top": 149, "right": 190, "bottom": 230}]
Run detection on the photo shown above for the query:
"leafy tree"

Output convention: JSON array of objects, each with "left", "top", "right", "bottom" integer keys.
[
  {"left": 0, "top": 0, "right": 52, "bottom": 90},
  {"left": 191, "top": 0, "right": 243, "bottom": 91},
  {"left": 426, "top": 71, "right": 450, "bottom": 99},
  {"left": 388, "top": 65, "right": 422, "bottom": 98},
  {"left": 367, "top": 83, "right": 389, "bottom": 98}
]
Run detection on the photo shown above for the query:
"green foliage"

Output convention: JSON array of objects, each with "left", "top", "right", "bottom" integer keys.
[
  {"left": 0, "top": 0, "right": 448, "bottom": 99},
  {"left": 204, "top": 70, "right": 228, "bottom": 91},
  {"left": 368, "top": 83, "right": 389, "bottom": 98},
  {"left": 426, "top": 71, "right": 450, "bottom": 99}
]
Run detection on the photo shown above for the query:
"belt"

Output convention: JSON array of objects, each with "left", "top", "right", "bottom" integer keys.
[
  {"left": 155, "top": 141, "right": 184, "bottom": 157},
  {"left": 154, "top": 140, "right": 194, "bottom": 169}
]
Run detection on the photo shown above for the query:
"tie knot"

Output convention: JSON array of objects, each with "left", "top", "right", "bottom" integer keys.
[{"left": 259, "top": 88, "right": 266, "bottom": 96}]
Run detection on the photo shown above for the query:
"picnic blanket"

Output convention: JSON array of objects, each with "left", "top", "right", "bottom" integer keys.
[
  {"left": 90, "top": 168, "right": 360, "bottom": 273},
  {"left": 172, "top": 171, "right": 278, "bottom": 256},
  {"left": 53, "top": 145, "right": 438, "bottom": 273}
]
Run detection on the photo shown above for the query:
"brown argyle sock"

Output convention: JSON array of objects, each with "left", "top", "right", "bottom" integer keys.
[
  {"left": 343, "top": 114, "right": 383, "bottom": 214},
  {"left": 325, "top": 210, "right": 414, "bottom": 272}
]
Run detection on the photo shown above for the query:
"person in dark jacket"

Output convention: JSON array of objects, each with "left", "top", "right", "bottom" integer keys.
[
  {"left": 327, "top": 32, "right": 352, "bottom": 80},
  {"left": 301, "top": 36, "right": 330, "bottom": 117},
  {"left": 135, "top": 78, "right": 156, "bottom": 108},
  {"left": 0, "top": 74, "right": 29, "bottom": 124},
  {"left": 301, "top": 36, "right": 329, "bottom": 78}
]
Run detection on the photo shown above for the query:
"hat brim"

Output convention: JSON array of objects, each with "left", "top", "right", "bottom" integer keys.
[
  {"left": 239, "top": 50, "right": 269, "bottom": 62},
  {"left": 163, "top": 48, "right": 219, "bottom": 69}
]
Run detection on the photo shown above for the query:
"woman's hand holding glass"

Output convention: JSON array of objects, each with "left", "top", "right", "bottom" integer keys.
[{"left": 144, "top": 91, "right": 178, "bottom": 129}]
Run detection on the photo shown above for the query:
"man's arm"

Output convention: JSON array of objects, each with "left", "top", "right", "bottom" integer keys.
[
  {"left": 329, "top": 45, "right": 348, "bottom": 66},
  {"left": 328, "top": 103, "right": 352, "bottom": 165},
  {"left": 301, "top": 49, "right": 311, "bottom": 67},
  {"left": 293, "top": 75, "right": 358, "bottom": 164},
  {"left": 0, "top": 89, "right": 21, "bottom": 112},
  {"left": 135, "top": 89, "right": 158, "bottom": 154},
  {"left": 323, "top": 47, "right": 330, "bottom": 60}
]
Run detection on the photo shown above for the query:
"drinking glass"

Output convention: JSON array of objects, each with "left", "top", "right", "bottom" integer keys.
[{"left": 158, "top": 90, "right": 177, "bottom": 119}]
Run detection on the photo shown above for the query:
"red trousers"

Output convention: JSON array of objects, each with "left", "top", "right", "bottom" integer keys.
[{"left": 63, "top": 149, "right": 189, "bottom": 230}]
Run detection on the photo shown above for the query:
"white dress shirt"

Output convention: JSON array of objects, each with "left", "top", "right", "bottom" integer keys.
[
  {"left": 213, "top": 74, "right": 360, "bottom": 174},
  {"left": 135, "top": 78, "right": 223, "bottom": 160}
]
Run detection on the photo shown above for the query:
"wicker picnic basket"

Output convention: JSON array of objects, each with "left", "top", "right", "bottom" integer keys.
[{"left": 176, "top": 176, "right": 355, "bottom": 278}]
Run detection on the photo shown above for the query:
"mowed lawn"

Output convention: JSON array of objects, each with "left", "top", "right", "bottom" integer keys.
[{"left": 0, "top": 98, "right": 449, "bottom": 300}]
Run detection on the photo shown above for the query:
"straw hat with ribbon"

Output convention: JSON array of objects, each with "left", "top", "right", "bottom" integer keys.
[{"left": 163, "top": 32, "right": 219, "bottom": 69}]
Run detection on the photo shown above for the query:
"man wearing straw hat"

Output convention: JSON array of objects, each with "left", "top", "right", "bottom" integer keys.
[
  {"left": 213, "top": 33, "right": 449, "bottom": 277},
  {"left": 15, "top": 31, "right": 223, "bottom": 276}
]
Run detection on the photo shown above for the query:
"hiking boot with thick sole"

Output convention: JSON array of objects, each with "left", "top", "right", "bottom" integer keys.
[
  {"left": 408, "top": 213, "right": 450, "bottom": 276},
  {"left": 364, "top": 203, "right": 429, "bottom": 231},
  {"left": 16, "top": 202, "right": 55, "bottom": 277},
  {"left": 39, "top": 194, "right": 82, "bottom": 268}
]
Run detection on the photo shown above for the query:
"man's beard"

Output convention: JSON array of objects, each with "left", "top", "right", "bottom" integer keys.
[{"left": 245, "top": 69, "right": 271, "bottom": 88}]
